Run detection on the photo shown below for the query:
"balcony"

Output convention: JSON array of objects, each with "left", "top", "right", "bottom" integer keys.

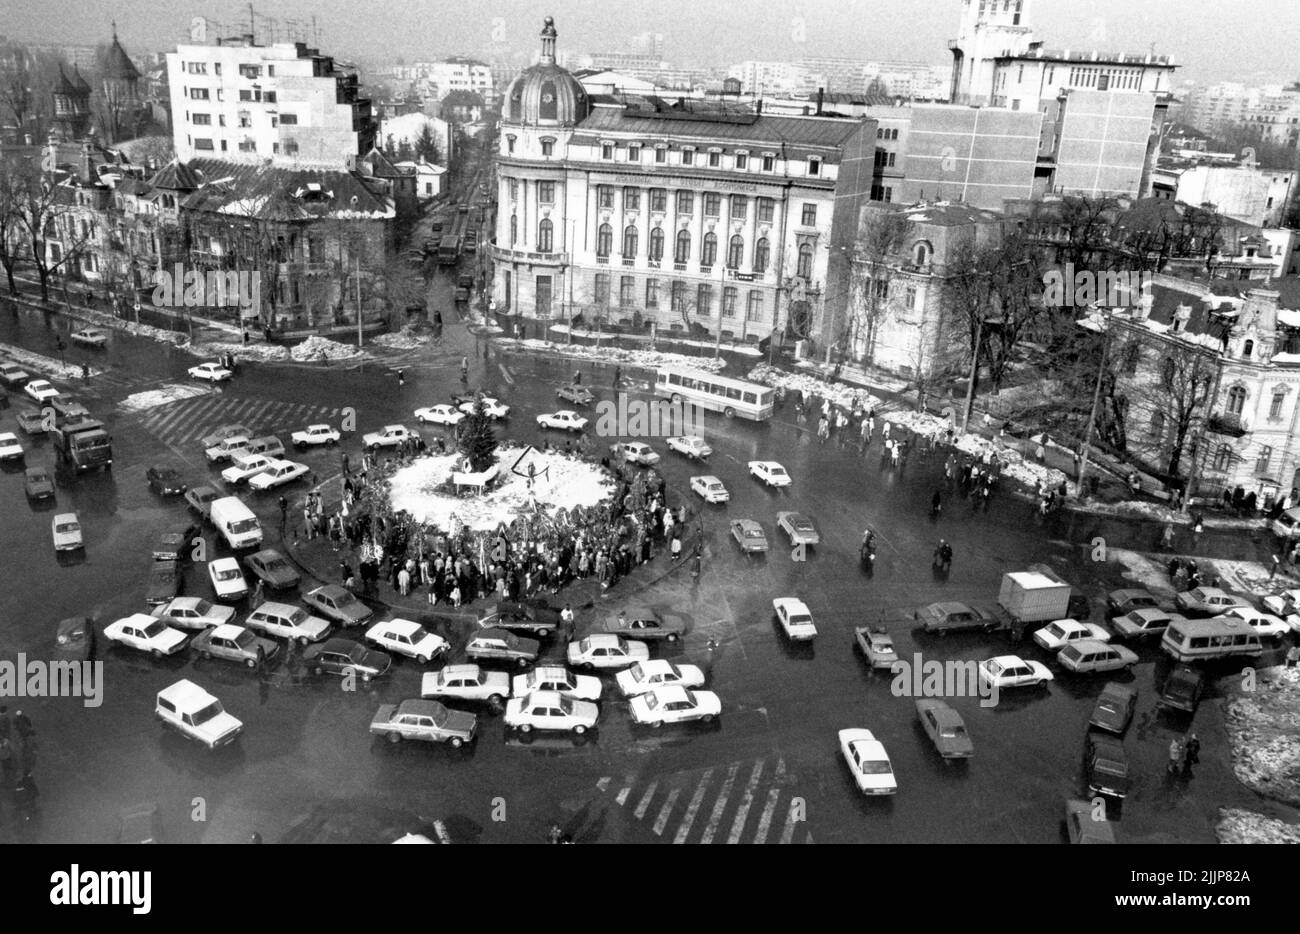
[
  {"left": 489, "top": 242, "right": 568, "bottom": 266},
  {"left": 1208, "top": 412, "right": 1247, "bottom": 437}
]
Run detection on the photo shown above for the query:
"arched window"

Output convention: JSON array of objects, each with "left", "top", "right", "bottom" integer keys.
[
  {"left": 753, "top": 237, "right": 770, "bottom": 273},
  {"left": 912, "top": 241, "right": 932, "bottom": 266},
  {"left": 510, "top": 214, "right": 518, "bottom": 246},
  {"left": 1272, "top": 388, "right": 1287, "bottom": 420},
  {"left": 597, "top": 223, "right": 613, "bottom": 257},
  {"left": 1214, "top": 445, "right": 1231, "bottom": 472},
  {"left": 1227, "top": 385, "right": 1247, "bottom": 414},
  {"left": 537, "top": 218, "right": 553, "bottom": 253},
  {"left": 675, "top": 229, "right": 691, "bottom": 264},
  {"left": 797, "top": 242, "right": 813, "bottom": 279},
  {"left": 649, "top": 227, "right": 664, "bottom": 262},
  {"left": 727, "top": 234, "right": 744, "bottom": 269},
  {"left": 1243, "top": 339, "right": 1255, "bottom": 359},
  {"left": 622, "top": 225, "right": 638, "bottom": 258},
  {"left": 701, "top": 232, "right": 717, "bottom": 266}
]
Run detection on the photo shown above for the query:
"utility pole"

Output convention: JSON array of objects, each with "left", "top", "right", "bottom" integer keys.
[
  {"left": 355, "top": 255, "right": 363, "bottom": 349},
  {"left": 960, "top": 313, "right": 985, "bottom": 434},
  {"left": 1075, "top": 309, "right": 1112, "bottom": 497}
]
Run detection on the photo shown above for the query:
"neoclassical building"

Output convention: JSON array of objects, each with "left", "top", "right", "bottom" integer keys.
[{"left": 490, "top": 17, "right": 876, "bottom": 350}]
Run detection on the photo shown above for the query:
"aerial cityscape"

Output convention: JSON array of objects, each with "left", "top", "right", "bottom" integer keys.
[{"left": 1, "top": 0, "right": 1299, "bottom": 859}]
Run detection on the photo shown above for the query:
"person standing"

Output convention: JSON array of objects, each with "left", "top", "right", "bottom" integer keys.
[
  {"left": 560, "top": 604, "right": 575, "bottom": 639},
  {"left": 1270, "top": 554, "right": 1281, "bottom": 581},
  {"left": 1167, "top": 737, "right": 1183, "bottom": 775},
  {"left": 251, "top": 579, "right": 265, "bottom": 608},
  {"left": 14, "top": 711, "right": 33, "bottom": 755},
  {"left": 1184, "top": 733, "right": 1200, "bottom": 772},
  {"left": 1286, "top": 644, "right": 1300, "bottom": 668},
  {"left": 691, "top": 548, "right": 702, "bottom": 581},
  {"left": 0, "top": 736, "right": 15, "bottom": 787},
  {"left": 670, "top": 533, "right": 683, "bottom": 562}
]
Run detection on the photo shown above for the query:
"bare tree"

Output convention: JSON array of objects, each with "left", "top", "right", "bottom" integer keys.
[
  {"left": 851, "top": 207, "right": 913, "bottom": 364},
  {"left": 129, "top": 136, "right": 176, "bottom": 173},
  {"left": 0, "top": 153, "right": 36, "bottom": 296},
  {"left": 11, "top": 162, "right": 93, "bottom": 301}
]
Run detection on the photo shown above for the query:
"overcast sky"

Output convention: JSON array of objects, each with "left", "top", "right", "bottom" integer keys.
[{"left": 5, "top": 0, "right": 1297, "bottom": 84}]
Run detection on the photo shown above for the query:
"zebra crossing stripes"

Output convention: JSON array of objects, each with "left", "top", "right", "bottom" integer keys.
[{"left": 134, "top": 394, "right": 341, "bottom": 447}]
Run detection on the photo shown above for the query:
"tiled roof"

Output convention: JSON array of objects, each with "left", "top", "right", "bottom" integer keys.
[
  {"left": 181, "top": 158, "right": 394, "bottom": 221},
  {"left": 577, "top": 102, "right": 863, "bottom": 151},
  {"left": 147, "top": 159, "right": 203, "bottom": 191}
]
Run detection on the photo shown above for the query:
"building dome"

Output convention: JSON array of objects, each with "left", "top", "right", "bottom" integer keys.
[{"left": 503, "top": 16, "right": 590, "bottom": 127}]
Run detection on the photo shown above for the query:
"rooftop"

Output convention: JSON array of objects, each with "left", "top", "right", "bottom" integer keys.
[{"left": 579, "top": 101, "right": 861, "bottom": 149}]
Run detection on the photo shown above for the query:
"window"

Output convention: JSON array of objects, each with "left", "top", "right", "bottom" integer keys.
[
  {"left": 1214, "top": 445, "right": 1231, "bottom": 472},
  {"left": 1227, "top": 385, "right": 1247, "bottom": 414},
  {"left": 538, "top": 182, "right": 555, "bottom": 204},
  {"left": 620, "top": 277, "right": 635, "bottom": 308},
  {"left": 598, "top": 187, "right": 614, "bottom": 209},
  {"left": 801, "top": 203, "right": 817, "bottom": 226},
  {"left": 727, "top": 235, "right": 744, "bottom": 269},
  {"left": 1243, "top": 339, "right": 1255, "bottom": 359},
  {"left": 704, "top": 193, "right": 721, "bottom": 217},
  {"left": 753, "top": 238, "right": 770, "bottom": 273},
  {"left": 1271, "top": 389, "right": 1286, "bottom": 420},
  {"left": 722, "top": 287, "right": 737, "bottom": 317},
  {"left": 192, "top": 113, "right": 211, "bottom": 125},
  {"left": 239, "top": 89, "right": 254, "bottom": 102},
  {"left": 646, "top": 279, "right": 659, "bottom": 308},
  {"left": 731, "top": 195, "right": 747, "bottom": 219},
  {"left": 797, "top": 243, "right": 813, "bottom": 279},
  {"left": 913, "top": 241, "right": 932, "bottom": 265},
  {"left": 506, "top": 134, "right": 515, "bottom": 154},
  {"left": 537, "top": 219, "right": 553, "bottom": 252},
  {"left": 681, "top": 148, "right": 694, "bottom": 166},
  {"left": 535, "top": 275, "right": 553, "bottom": 316},
  {"left": 758, "top": 197, "right": 774, "bottom": 223},
  {"left": 762, "top": 153, "right": 775, "bottom": 172},
  {"left": 509, "top": 179, "right": 518, "bottom": 201},
  {"left": 190, "top": 88, "right": 210, "bottom": 100},
  {"left": 541, "top": 139, "right": 554, "bottom": 157},
  {"left": 698, "top": 284, "right": 713, "bottom": 317},
  {"left": 736, "top": 152, "right": 748, "bottom": 170},
  {"left": 186, "top": 62, "right": 207, "bottom": 74},
  {"left": 624, "top": 187, "right": 640, "bottom": 210},
  {"left": 194, "top": 138, "right": 214, "bottom": 150},
  {"left": 595, "top": 273, "right": 610, "bottom": 309},
  {"left": 1257, "top": 445, "right": 1273, "bottom": 473},
  {"left": 677, "top": 191, "right": 694, "bottom": 214},
  {"left": 746, "top": 291, "right": 763, "bottom": 322},
  {"left": 671, "top": 280, "right": 686, "bottom": 313},
  {"left": 628, "top": 144, "right": 641, "bottom": 162},
  {"left": 623, "top": 225, "right": 638, "bottom": 258},
  {"left": 510, "top": 214, "right": 518, "bottom": 246},
  {"left": 675, "top": 230, "right": 692, "bottom": 264},
  {"left": 807, "top": 157, "right": 821, "bottom": 176},
  {"left": 263, "top": 91, "right": 276, "bottom": 103},
  {"left": 597, "top": 223, "right": 613, "bottom": 257},
  {"left": 238, "top": 139, "right": 256, "bottom": 153},
  {"left": 649, "top": 188, "right": 667, "bottom": 212},
  {"left": 239, "top": 64, "right": 262, "bottom": 78},
  {"left": 709, "top": 150, "right": 721, "bottom": 167},
  {"left": 648, "top": 227, "right": 664, "bottom": 262},
  {"left": 279, "top": 112, "right": 298, "bottom": 125},
  {"left": 238, "top": 111, "right": 252, "bottom": 128},
  {"left": 701, "top": 232, "right": 717, "bottom": 267},
  {"left": 654, "top": 146, "right": 667, "bottom": 164},
  {"left": 601, "top": 143, "right": 614, "bottom": 160}
]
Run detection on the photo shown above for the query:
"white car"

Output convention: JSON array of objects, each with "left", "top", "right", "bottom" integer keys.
[
  {"left": 155, "top": 679, "right": 242, "bottom": 749},
  {"left": 629, "top": 685, "right": 721, "bottom": 727},
  {"left": 1261, "top": 588, "right": 1300, "bottom": 617},
  {"left": 0, "top": 432, "right": 23, "bottom": 462},
  {"left": 504, "top": 690, "right": 599, "bottom": 734},
  {"left": 24, "top": 379, "right": 60, "bottom": 402},
  {"left": 52, "top": 512, "right": 83, "bottom": 551},
  {"left": 69, "top": 328, "right": 108, "bottom": 347},
  {"left": 609, "top": 441, "right": 660, "bottom": 466},
  {"left": 248, "top": 459, "right": 309, "bottom": 490},
  {"left": 204, "top": 435, "right": 251, "bottom": 464},
  {"left": 362, "top": 424, "right": 420, "bottom": 451},
  {"left": 151, "top": 597, "right": 236, "bottom": 632},
  {"left": 420, "top": 664, "right": 510, "bottom": 706},
  {"left": 105, "top": 612, "right": 188, "bottom": 657},
  {"left": 458, "top": 397, "right": 510, "bottom": 419},
  {"left": 690, "top": 475, "right": 729, "bottom": 504},
  {"left": 748, "top": 460, "right": 791, "bottom": 488},
  {"left": 1214, "top": 607, "right": 1292, "bottom": 641},
  {"left": 773, "top": 597, "right": 817, "bottom": 641},
  {"left": 978, "top": 655, "right": 1054, "bottom": 690},
  {"left": 511, "top": 666, "right": 602, "bottom": 701},
  {"left": 839, "top": 728, "right": 898, "bottom": 795},
  {"left": 244, "top": 601, "right": 331, "bottom": 644},
  {"left": 1032, "top": 619, "right": 1112, "bottom": 651},
  {"left": 566, "top": 633, "right": 650, "bottom": 670},
  {"left": 666, "top": 435, "right": 712, "bottom": 459},
  {"left": 291, "top": 424, "right": 340, "bottom": 448},
  {"left": 220, "top": 453, "right": 273, "bottom": 485},
  {"left": 365, "top": 618, "right": 449, "bottom": 664},
  {"left": 188, "top": 362, "right": 232, "bottom": 382},
  {"left": 207, "top": 557, "right": 249, "bottom": 601},
  {"left": 413, "top": 404, "right": 465, "bottom": 426},
  {"left": 616, "top": 659, "right": 707, "bottom": 697},
  {"left": 536, "top": 410, "right": 588, "bottom": 432}
]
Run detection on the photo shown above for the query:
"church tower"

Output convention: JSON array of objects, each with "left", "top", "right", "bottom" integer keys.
[
  {"left": 51, "top": 65, "right": 92, "bottom": 141},
  {"left": 99, "top": 23, "right": 143, "bottom": 142},
  {"left": 949, "top": 0, "right": 1035, "bottom": 105}
]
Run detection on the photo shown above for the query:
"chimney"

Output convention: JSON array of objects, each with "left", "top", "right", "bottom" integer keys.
[{"left": 816, "top": 87, "right": 824, "bottom": 115}]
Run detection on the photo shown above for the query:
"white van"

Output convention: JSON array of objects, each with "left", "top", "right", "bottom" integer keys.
[
  {"left": 209, "top": 496, "right": 262, "bottom": 549},
  {"left": 1271, "top": 507, "right": 1300, "bottom": 540},
  {"left": 1161, "top": 617, "right": 1264, "bottom": 663},
  {"left": 156, "top": 679, "right": 243, "bottom": 749}
]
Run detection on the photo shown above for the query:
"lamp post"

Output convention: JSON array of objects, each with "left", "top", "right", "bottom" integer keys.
[{"left": 1076, "top": 306, "right": 1113, "bottom": 498}]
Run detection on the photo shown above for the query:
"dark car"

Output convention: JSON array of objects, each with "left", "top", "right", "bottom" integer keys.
[
  {"left": 55, "top": 616, "right": 94, "bottom": 660},
  {"left": 302, "top": 637, "right": 392, "bottom": 682},
  {"left": 303, "top": 584, "right": 374, "bottom": 626},
  {"left": 246, "top": 548, "right": 301, "bottom": 590},
  {"left": 1158, "top": 664, "right": 1205, "bottom": 713},
  {"left": 915, "top": 699, "right": 974, "bottom": 759},
  {"left": 1088, "top": 682, "right": 1137, "bottom": 735},
  {"left": 145, "top": 560, "right": 181, "bottom": 607},
  {"left": 24, "top": 466, "right": 55, "bottom": 500},
  {"left": 185, "top": 485, "right": 221, "bottom": 521},
  {"left": 456, "top": 274, "right": 474, "bottom": 290},
  {"left": 915, "top": 602, "right": 999, "bottom": 634},
  {"left": 192, "top": 624, "right": 281, "bottom": 668},
  {"left": 1106, "top": 588, "right": 1161, "bottom": 617},
  {"left": 601, "top": 609, "right": 685, "bottom": 643},
  {"left": 16, "top": 409, "right": 46, "bottom": 434},
  {"left": 478, "top": 599, "right": 562, "bottom": 638},
  {"left": 154, "top": 522, "right": 200, "bottom": 562},
  {"left": 146, "top": 466, "right": 188, "bottom": 496},
  {"left": 1083, "top": 731, "right": 1130, "bottom": 798},
  {"left": 465, "top": 627, "right": 540, "bottom": 667}
]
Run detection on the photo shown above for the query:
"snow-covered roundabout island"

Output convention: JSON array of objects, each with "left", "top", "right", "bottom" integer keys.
[{"left": 387, "top": 444, "right": 616, "bottom": 531}]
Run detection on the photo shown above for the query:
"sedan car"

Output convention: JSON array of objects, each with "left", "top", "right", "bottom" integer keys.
[
  {"left": 1109, "top": 607, "right": 1184, "bottom": 640},
  {"left": 1057, "top": 640, "right": 1139, "bottom": 674},
  {"left": 477, "top": 599, "right": 561, "bottom": 638},
  {"left": 1174, "top": 586, "right": 1250, "bottom": 618},
  {"left": 362, "top": 424, "right": 420, "bottom": 451},
  {"left": 466, "top": 628, "right": 540, "bottom": 668},
  {"left": 1033, "top": 619, "right": 1112, "bottom": 651},
  {"left": 16, "top": 409, "right": 46, "bottom": 434},
  {"left": 1106, "top": 588, "right": 1161, "bottom": 617},
  {"left": 730, "top": 519, "right": 769, "bottom": 553},
  {"left": 854, "top": 627, "right": 899, "bottom": 669},
  {"left": 536, "top": 410, "right": 588, "bottom": 432},
  {"left": 220, "top": 453, "right": 273, "bottom": 485},
  {"left": 185, "top": 485, "right": 221, "bottom": 520},
  {"left": 556, "top": 383, "right": 595, "bottom": 405},
  {"left": 916, "top": 602, "right": 999, "bottom": 635},
  {"left": 371, "top": 699, "right": 476, "bottom": 747},
  {"left": 666, "top": 435, "right": 711, "bottom": 459},
  {"left": 302, "top": 637, "right": 391, "bottom": 682},
  {"left": 55, "top": 616, "right": 94, "bottom": 660},
  {"left": 601, "top": 609, "right": 684, "bottom": 643},
  {"left": 52, "top": 512, "right": 83, "bottom": 551},
  {"left": 457, "top": 397, "right": 510, "bottom": 419},
  {"left": 0, "top": 363, "right": 30, "bottom": 388},
  {"left": 24, "top": 379, "right": 59, "bottom": 402},
  {"left": 245, "top": 548, "right": 300, "bottom": 590},
  {"left": 0, "top": 431, "right": 23, "bottom": 462},
  {"left": 150, "top": 597, "right": 235, "bottom": 632},
  {"left": 629, "top": 685, "right": 721, "bottom": 728},
  {"left": 915, "top": 699, "right": 974, "bottom": 759},
  {"left": 365, "top": 618, "right": 448, "bottom": 664},
  {"left": 188, "top": 362, "right": 232, "bottom": 382},
  {"left": 413, "top": 404, "right": 465, "bottom": 426},
  {"left": 1065, "top": 798, "right": 1117, "bottom": 844},
  {"left": 978, "top": 655, "right": 1054, "bottom": 690},
  {"left": 421, "top": 664, "right": 509, "bottom": 707},
  {"left": 146, "top": 466, "right": 187, "bottom": 496},
  {"left": 566, "top": 633, "right": 650, "bottom": 670},
  {"left": 1261, "top": 588, "right": 1300, "bottom": 617},
  {"left": 776, "top": 511, "right": 819, "bottom": 547},
  {"left": 154, "top": 522, "right": 200, "bottom": 562},
  {"left": 1088, "top": 682, "right": 1137, "bottom": 735},
  {"left": 609, "top": 441, "right": 660, "bottom": 466},
  {"left": 1214, "top": 607, "right": 1291, "bottom": 641},
  {"left": 247, "top": 459, "right": 309, "bottom": 491},
  {"left": 304, "top": 584, "right": 374, "bottom": 627},
  {"left": 69, "top": 328, "right": 107, "bottom": 347},
  {"left": 839, "top": 728, "right": 897, "bottom": 795},
  {"left": 773, "top": 597, "right": 817, "bottom": 641},
  {"left": 689, "top": 475, "right": 729, "bottom": 504},
  {"left": 290, "top": 424, "right": 340, "bottom": 448},
  {"left": 748, "top": 460, "right": 791, "bottom": 488},
  {"left": 511, "top": 666, "right": 602, "bottom": 701},
  {"left": 1083, "top": 731, "right": 1130, "bottom": 798},
  {"left": 24, "top": 466, "right": 55, "bottom": 501},
  {"left": 207, "top": 557, "right": 248, "bottom": 601},
  {"left": 199, "top": 424, "right": 251, "bottom": 450},
  {"left": 104, "top": 612, "right": 187, "bottom": 657},
  {"left": 244, "top": 602, "right": 330, "bottom": 644},
  {"left": 504, "top": 690, "right": 599, "bottom": 734},
  {"left": 145, "top": 560, "right": 181, "bottom": 606},
  {"left": 615, "top": 659, "right": 706, "bottom": 697},
  {"left": 1158, "top": 664, "right": 1205, "bottom": 713},
  {"left": 192, "top": 624, "right": 279, "bottom": 668}
]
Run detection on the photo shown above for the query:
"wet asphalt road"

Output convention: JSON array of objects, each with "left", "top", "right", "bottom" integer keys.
[{"left": 1, "top": 284, "right": 1297, "bottom": 845}]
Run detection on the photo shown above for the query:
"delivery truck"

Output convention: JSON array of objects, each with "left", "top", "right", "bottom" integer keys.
[
  {"left": 52, "top": 418, "right": 113, "bottom": 472},
  {"left": 997, "top": 570, "right": 1072, "bottom": 639}
]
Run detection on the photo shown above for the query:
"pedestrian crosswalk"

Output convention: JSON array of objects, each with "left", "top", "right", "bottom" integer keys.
[
  {"left": 597, "top": 756, "right": 813, "bottom": 844},
  {"left": 130, "top": 393, "right": 343, "bottom": 449}
]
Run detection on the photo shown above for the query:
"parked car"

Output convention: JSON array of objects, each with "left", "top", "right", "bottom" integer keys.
[
  {"left": 609, "top": 441, "right": 660, "bottom": 466},
  {"left": 1261, "top": 588, "right": 1300, "bottom": 617},
  {"left": 16, "top": 409, "right": 46, "bottom": 434},
  {"left": 150, "top": 597, "right": 235, "bottom": 632},
  {"left": 536, "top": 410, "right": 587, "bottom": 431},
  {"left": 187, "top": 362, "right": 232, "bottom": 382},
  {"left": 466, "top": 627, "right": 540, "bottom": 667},
  {"left": 1214, "top": 607, "right": 1291, "bottom": 641},
  {"left": 916, "top": 601, "right": 998, "bottom": 635},
  {"left": 748, "top": 460, "right": 791, "bottom": 488},
  {"left": 244, "top": 601, "right": 331, "bottom": 644},
  {"left": 776, "top": 511, "right": 820, "bottom": 547},
  {"left": 192, "top": 624, "right": 279, "bottom": 668},
  {"left": 245, "top": 435, "right": 285, "bottom": 458},
  {"left": 154, "top": 522, "right": 200, "bottom": 562},
  {"left": 1082, "top": 731, "right": 1130, "bottom": 798},
  {"left": 629, "top": 685, "right": 721, "bottom": 728},
  {"left": 504, "top": 690, "right": 599, "bottom": 734},
  {"left": 1174, "top": 586, "right": 1250, "bottom": 618},
  {"left": 615, "top": 659, "right": 706, "bottom": 697},
  {"left": 854, "top": 627, "right": 899, "bottom": 669},
  {"left": 458, "top": 397, "right": 510, "bottom": 419},
  {"left": 839, "top": 728, "right": 897, "bottom": 795},
  {"left": 566, "top": 633, "right": 649, "bottom": 670},
  {"left": 413, "top": 404, "right": 464, "bottom": 426},
  {"left": 512, "top": 665, "right": 602, "bottom": 701},
  {"left": 556, "top": 383, "right": 595, "bottom": 405},
  {"left": 0, "top": 431, "right": 23, "bottom": 462},
  {"left": 24, "top": 379, "right": 59, "bottom": 402},
  {"left": 55, "top": 616, "right": 94, "bottom": 660},
  {"left": 773, "top": 597, "right": 817, "bottom": 641},
  {"left": 0, "top": 362, "right": 30, "bottom": 388},
  {"left": 365, "top": 618, "right": 448, "bottom": 664},
  {"left": 290, "top": 424, "right": 340, "bottom": 448},
  {"left": 915, "top": 699, "right": 974, "bottom": 759},
  {"left": 1057, "top": 640, "right": 1138, "bottom": 674},
  {"left": 1106, "top": 588, "right": 1162, "bottom": 617},
  {"left": 155, "top": 679, "right": 242, "bottom": 749},
  {"left": 302, "top": 637, "right": 391, "bottom": 682},
  {"left": 146, "top": 466, "right": 187, "bottom": 496},
  {"left": 70, "top": 328, "right": 108, "bottom": 347},
  {"left": 1033, "top": 619, "right": 1112, "bottom": 651},
  {"left": 105, "top": 612, "right": 187, "bottom": 657},
  {"left": 371, "top": 699, "right": 476, "bottom": 746},
  {"left": 600, "top": 609, "right": 684, "bottom": 643},
  {"left": 303, "top": 584, "right": 373, "bottom": 627},
  {"left": 362, "top": 424, "right": 421, "bottom": 451},
  {"left": 200, "top": 424, "right": 251, "bottom": 449},
  {"left": 247, "top": 459, "right": 309, "bottom": 491},
  {"left": 186, "top": 485, "right": 221, "bottom": 520},
  {"left": 52, "top": 512, "right": 82, "bottom": 551},
  {"left": 477, "top": 599, "right": 561, "bottom": 638},
  {"left": 1110, "top": 608, "right": 1185, "bottom": 640},
  {"left": 1064, "top": 798, "right": 1116, "bottom": 844},
  {"left": 245, "top": 548, "right": 300, "bottom": 590},
  {"left": 207, "top": 557, "right": 249, "bottom": 601},
  {"left": 665, "top": 435, "right": 711, "bottom": 459},
  {"left": 24, "top": 466, "right": 55, "bottom": 501},
  {"left": 220, "top": 453, "right": 273, "bottom": 485},
  {"left": 204, "top": 435, "right": 250, "bottom": 464},
  {"left": 730, "top": 519, "right": 768, "bottom": 553},
  {"left": 978, "top": 655, "right": 1053, "bottom": 690},
  {"left": 1158, "top": 664, "right": 1205, "bottom": 713},
  {"left": 145, "top": 561, "right": 181, "bottom": 606},
  {"left": 421, "top": 664, "right": 509, "bottom": 708},
  {"left": 1088, "top": 682, "right": 1137, "bottom": 734}
]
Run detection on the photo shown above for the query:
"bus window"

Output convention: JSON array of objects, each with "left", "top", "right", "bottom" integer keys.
[
  {"left": 1190, "top": 636, "right": 1209, "bottom": 648},
  {"left": 743, "top": 392, "right": 756, "bottom": 404},
  {"left": 669, "top": 373, "right": 681, "bottom": 385},
  {"left": 727, "top": 387, "right": 742, "bottom": 400}
]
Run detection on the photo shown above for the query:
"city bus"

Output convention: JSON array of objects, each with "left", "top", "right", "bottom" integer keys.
[
  {"left": 654, "top": 366, "right": 775, "bottom": 421},
  {"left": 1160, "top": 616, "right": 1263, "bottom": 663}
]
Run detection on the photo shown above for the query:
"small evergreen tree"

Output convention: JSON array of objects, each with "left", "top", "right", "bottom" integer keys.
[
  {"left": 458, "top": 397, "right": 498, "bottom": 473},
  {"left": 415, "top": 123, "right": 438, "bottom": 163}
]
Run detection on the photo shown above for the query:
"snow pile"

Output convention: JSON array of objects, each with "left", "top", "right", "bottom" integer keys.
[
  {"left": 372, "top": 328, "right": 431, "bottom": 350},
  {"left": 1224, "top": 666, "right": 1300, "bottom": 807},
  {"left": 494, "top": 338, "right": 727, "bottom": 373},
  {"left": 1082, "top": 500, "right": 1193, "bottom": 522},
  {"left": 290, "top": 335, "right": 363, "bottom": 362},
  {"left": 119, "top": 384, "right": 213, "bottom": 412},
  {"left": 1105, "top": 548, "right": 1181, "bottom": 600},
  {"left": 882, "top": 408, "right": 1069, "bottom": 491},
  {"left": 192, "top": 340, "right": 291, "bottom": 362},
  {"left": 388, "top": 444, "right": 615, "bottom": 531},
  {"left": 746, "top": 364, "right": 882, "bottom": 410},
  {"left": 549, "top": 324, "right": 764, "bottom": 357},
  {"left": 1216, "top": 809, "right": 1300, "bottom": 844},
  {"left": 0, "top": 342, "right": 101, "bottom": 380}
]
